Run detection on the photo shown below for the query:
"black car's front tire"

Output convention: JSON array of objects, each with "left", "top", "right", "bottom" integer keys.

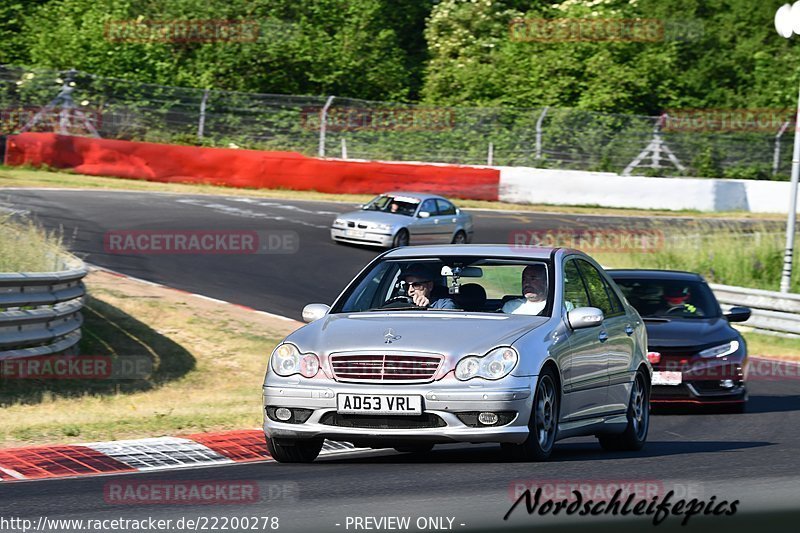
[
  {"left": 266, "top": 437, "right": 323, "bottom": 463},
  {"left": 598, "top": 369, "right": 649, "bottom": 451},
  {"left": 502, "top": 367, "right": 559, "bottom": 462}
]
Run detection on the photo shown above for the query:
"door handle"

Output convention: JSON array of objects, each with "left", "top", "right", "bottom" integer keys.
[
  {"left": 625, "top": 324, "right": 634, "bottom": 336},
  {"left": 598, "top": 331, "right": 609, "bottom": 343}
]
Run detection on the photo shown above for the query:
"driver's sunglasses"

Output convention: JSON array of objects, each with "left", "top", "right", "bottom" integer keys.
[{"left": 405, "top": 281, "right": 429, "bottom": 289}]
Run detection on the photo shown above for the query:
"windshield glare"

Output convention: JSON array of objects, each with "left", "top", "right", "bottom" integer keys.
[
  {"left": 332, "top": 258, "right": 552, "bottom": 315},
  {"left": 613, "top": 278, "right": 719, "bottom": 319},
  {"left": 362, "top": 195, "right": 419, "bottom": 217}
]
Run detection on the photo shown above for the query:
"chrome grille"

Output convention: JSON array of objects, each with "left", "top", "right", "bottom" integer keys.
[{"left": 329, "top": 353, "right": 442, "bottom": 382}]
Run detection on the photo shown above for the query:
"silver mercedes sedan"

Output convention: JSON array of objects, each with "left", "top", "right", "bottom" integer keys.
[
  {"left": 262, "top": 245, "right": 651, "bottom": 463},
  {"left": 330, "top": 192, "right": 473, "bottom": 248}
]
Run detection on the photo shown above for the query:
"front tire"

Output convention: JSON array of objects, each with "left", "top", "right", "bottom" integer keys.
[
  {"left": 266, "top": 437, "right": 323, "bottom": 463},
  {"left": 452, "top": 230, "right": 467, "bottom": 244},
  {"left": 392, "top": 229, "right": 410, "bottom": 248},
  {"left": 598, "top": 369, "right": 649, "bottom": 452},
  {"left": 502, "top": 367, "right": 559, "bottom": 461}
]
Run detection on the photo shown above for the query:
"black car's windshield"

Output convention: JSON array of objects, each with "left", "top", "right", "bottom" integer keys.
[
  {"left": 612, "top": 278, "right": 720, "bottom": 319},
  {"left": 331, "top": 257, "right": 553, "bottom": 315},
  {"left": 362, "top": 194, "right": 419, "bottom": 217}
]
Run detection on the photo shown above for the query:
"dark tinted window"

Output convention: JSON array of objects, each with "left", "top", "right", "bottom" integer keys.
[
  {"left": 436, "top": 199, "right": 456, "bottom": 215},
  {"left": 611, "top": 278, "right": 720, "bottom": 319},
  {"left": 576, "top": 260, "right": 615, "bottom": 316},
  {"left": 603, "top": 278, "right": 625, "bottom": 314},
  {"left": 420, "top": 199, "right": 438, "bottom": 215},
  {"left": 563, "top": 259, "right": 590, "bottom": 311}
]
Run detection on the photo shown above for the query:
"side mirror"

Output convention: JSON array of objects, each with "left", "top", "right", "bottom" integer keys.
[
  {"left": 724, "top": 306, "right": 751, "bottom": 323},
  {"left": 567, "top": 307, "right": 604, "bottom": 330},
  {"left": 302, "top": 303, "right": 330, "bottom": 323},
  {"left": 418, "top": 211, "right": 431, "bottom": 218}
]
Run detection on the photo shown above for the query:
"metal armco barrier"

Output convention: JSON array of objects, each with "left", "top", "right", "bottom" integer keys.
[
  {"left": 710, "top": 283, "right": 800, "bottom": 336},
  {"left": 0, "top": 258, "right": 87, "bottom": 359}
]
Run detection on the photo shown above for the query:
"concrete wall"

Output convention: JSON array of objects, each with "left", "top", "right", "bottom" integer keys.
[{"left": 498, "top": 166, "right": 797, "bottom": 213}]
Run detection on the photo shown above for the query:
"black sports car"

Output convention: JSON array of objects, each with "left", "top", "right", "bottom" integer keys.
[{"left": 608, "top": 269, "right": 751, "bottom": 411}]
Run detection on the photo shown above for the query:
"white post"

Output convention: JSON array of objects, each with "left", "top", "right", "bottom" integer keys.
[
  {"left": 318, "top": 95, "right": 335, "bottom": 157},
  {"left": 774, "top": 121, "right": 790, "bottom": 176},
  {"left": 487, "top": 142, "right": 493, "bottom": 166},
  {"left": 535, "top": 107, "right": 549, "bottom": 159},
  {"left": 780, "top": 83, "right": 800, "bottom": 293},
  {"left": 198, "top": 89, "right": 209, "bottom": 141},
  {"left": 341, "top": 137, "right": 347, "bottom": 159}
]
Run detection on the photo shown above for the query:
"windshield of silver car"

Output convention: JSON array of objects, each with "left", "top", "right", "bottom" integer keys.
[
  {"left": 331, "top": 258, "right": 552, "bottom": 315},
  {"left": 362, "top": 195, "right": 419, "bottom": 217}
]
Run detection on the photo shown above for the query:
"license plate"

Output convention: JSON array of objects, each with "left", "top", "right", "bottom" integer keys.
[
  {"left": 345, "top": 229, "right": 365, "bottom": 238},
  {"left": 652, "top": 371, "right": 682, "bottom": 386},
  {"left": 337, "top": 394, "right": 422, "bottom": 415}
]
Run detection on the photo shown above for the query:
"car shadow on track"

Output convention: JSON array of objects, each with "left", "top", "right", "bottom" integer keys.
[{"left": 318, "top": 439, "right": 772, "bottom": 465}]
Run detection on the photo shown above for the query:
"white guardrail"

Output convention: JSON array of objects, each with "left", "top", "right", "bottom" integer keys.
[
  {"left": 710, "top": 283, "right": 800, "bottom": 337},
  {"left": 0, "top": 257, "right": 87, "bottom": 359}
]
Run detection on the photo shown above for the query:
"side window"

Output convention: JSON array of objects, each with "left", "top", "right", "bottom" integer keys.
[
  {"left": 576, "top": 260, "right": 614, "bottom": 316},
  {"left": 436, "top": 199, "right": 456, "bottom": 215},
  {"left": 420, "top": 199, "right": 438, "bottom": 216},
  {"left": 602, "top": 278, "right": 625, "bottom": 315},
  {"left": 563, "top": 259, "right": 590, "bottom": 312}
]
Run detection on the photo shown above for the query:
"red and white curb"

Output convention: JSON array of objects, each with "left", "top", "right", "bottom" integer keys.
[{"left": 0, "top": 430, "right": 359, "bottom": 482}]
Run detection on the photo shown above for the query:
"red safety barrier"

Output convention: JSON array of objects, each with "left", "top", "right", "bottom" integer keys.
[{"left": 4, "top": 133, "right": 500, "bottom": 200}]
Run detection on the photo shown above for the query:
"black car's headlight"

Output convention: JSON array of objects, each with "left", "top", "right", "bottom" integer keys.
[
  {"left": 455, "top": 347, "right": 518, "bottom": 381},
  {"left": 698, "top": 340, "right": 740, "bottom": 358},
  {"left": 271, "top": 343, "right": 320, "bottom": 378}
]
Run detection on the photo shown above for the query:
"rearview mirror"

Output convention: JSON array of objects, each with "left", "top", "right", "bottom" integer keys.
[
  {"left": 302, "top": 303, "right": 330, "bottom": 323},
  {"left": 418, "top": 211, "right": 431, "bottom": 218},
  {"left": 567, "top": 307, "right": 604, "bottom": 330},
  {"left": 724, "top": 306, "right": 751, "bottom": 323},
  {"left": 440, "top": 266, "right": 483, "bottom": 277}
]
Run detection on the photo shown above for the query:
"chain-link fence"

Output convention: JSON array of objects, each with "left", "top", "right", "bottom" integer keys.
[{"left": 0, "top": 64, "right": 791, "bottom": 180}]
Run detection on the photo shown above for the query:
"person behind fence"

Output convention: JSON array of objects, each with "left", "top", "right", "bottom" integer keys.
[
  {"left": 401, "top": 264, "right": 457, "bottom": 309},
  {"left": 502, "top": 264, "right": 548, "bottom": 315}
]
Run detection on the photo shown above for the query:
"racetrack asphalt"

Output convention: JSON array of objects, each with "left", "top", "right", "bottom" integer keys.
[{"left": 1, "top": 189, "right": 799, "bottom": 532}]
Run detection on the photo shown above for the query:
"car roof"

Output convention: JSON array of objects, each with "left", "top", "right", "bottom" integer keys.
[
  {"left": 383, "top": 244, "right": 559, "bottom": 260},
  {"left": 607, "top": 269, "right": 705, "bottom": 282},
  {"left": 381, "top": 191, "right": 447, "bottom": 201}
]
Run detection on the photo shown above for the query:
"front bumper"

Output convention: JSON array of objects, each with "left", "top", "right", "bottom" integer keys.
[
  {"left": 330, "top": 227, "right": 394, "bottom": 247},
  {"left": 263, "top": 375, "right": 535, "bottom": 446},
  {"left": 650, "top": 361, "right": 747, "bottom": 404}
]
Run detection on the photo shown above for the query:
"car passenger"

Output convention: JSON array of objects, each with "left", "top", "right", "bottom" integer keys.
[
  {"left": 503, "top": 264, "right": 548, "bottom": 315},
  {"left": 401, "top": 264, "right": 457, "bottom": 309}
]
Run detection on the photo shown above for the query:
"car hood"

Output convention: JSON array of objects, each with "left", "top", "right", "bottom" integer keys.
[
  {"left": 286, "top": 312, "right": 548, "bottom": 357},
  {"left": 338, "top": 210, "right": 410, "bottom": 225},
  {"left": 644, "top": 317, "right": 737, "bottom": 350}
]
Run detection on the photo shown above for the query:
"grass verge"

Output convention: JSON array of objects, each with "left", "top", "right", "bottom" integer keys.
[
  {"left": 0, "top": 270, "right": 301, "bottom": 448},
  {"left": 0, "top": 216, "right": 66, "bottom": 272},
  {"left": 0, "top": 165, "right": 784, "bottom": 219}
]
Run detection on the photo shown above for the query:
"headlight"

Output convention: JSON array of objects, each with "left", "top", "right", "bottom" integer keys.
[
  {"left": 332, "top": 219, "right": 346, "bottom": 227},
  {"left": 271, "top": 343, "right": 320, "bottom": 377},
  {"left": 455, "top": 347, "right": 518, "bottom": 381},
  {"left": 372, "top": 223, "right": 392, "bottom": 232},
  {"left": 698, "top": 340, "right": 740, "bottom": 358}
]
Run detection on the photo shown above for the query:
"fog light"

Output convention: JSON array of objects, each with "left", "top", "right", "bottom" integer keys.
[
  {"left": 720, "top": 379, "right": 735, "bottom": 389},
  {"left": 478, "top": 412, "right": 498, "bottom": 425},
  {"left": 275, "top": 407, "right": 293, "bottom": 421}
]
